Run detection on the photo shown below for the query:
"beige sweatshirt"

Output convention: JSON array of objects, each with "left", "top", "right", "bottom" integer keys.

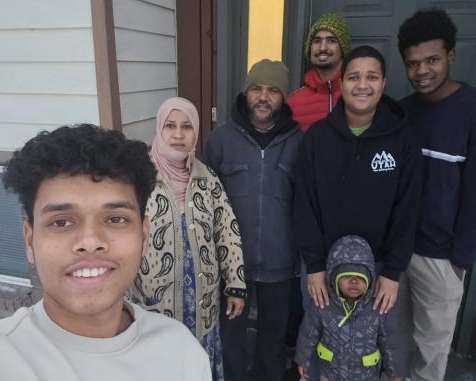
[{"left": 0, "top": 300, "right": 211, "bottom": 381}]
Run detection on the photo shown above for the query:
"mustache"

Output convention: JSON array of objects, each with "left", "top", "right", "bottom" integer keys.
[{"left": 252, "top": 101, "right": 272, "bottom": 110}]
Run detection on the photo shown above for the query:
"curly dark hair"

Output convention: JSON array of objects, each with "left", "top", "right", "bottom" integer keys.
[
  {"left": 2, "top": 124, "right": 157, "bottom": 223},
  {"left": 341, "top": 45, "right": 386, "bottom": 78},
  {"left": 398, "top": 8, "right": 457, "bottom": 57}
]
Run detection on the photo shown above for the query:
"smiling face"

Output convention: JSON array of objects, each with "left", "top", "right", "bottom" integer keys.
[
  {"left": 245, "top": 84, "right": 283, "bottom": 130},
  {"left": 338, "top": 275, "right": 367, "bottom": 301},
  {"left": 161, "top": 109, "right": 196, "bottom": 152},
  {"left": 342, "top": 57, "right": 386, "bottom": 121},
  {"left": 24, "top": 174, "right": 148, "bottom": 330},
  {"left": 310, "top": 30, "right": 343, "bottom": 70},
  {"left": 403, "top": 39, "right": 454, "bottom": 102}
]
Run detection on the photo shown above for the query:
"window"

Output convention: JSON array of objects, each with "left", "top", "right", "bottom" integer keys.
[{"left": 0, "top": 166, "right": 29, "bottom": 280}]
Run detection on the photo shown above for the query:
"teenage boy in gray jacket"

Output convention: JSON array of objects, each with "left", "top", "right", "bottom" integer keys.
[{"left": 205, "top": 59, "right": 303, "bottom": 381}]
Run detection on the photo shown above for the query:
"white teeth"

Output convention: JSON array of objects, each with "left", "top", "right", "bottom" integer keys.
[{"left": 72, "top": 267, "right": 108, "bottom": 278}]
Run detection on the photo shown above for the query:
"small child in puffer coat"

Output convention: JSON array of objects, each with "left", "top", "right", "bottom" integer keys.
[{"left": 295, "top": 235, "right": 397, "bottom": 381}]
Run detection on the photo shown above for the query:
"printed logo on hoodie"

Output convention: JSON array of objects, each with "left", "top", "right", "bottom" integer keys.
[{"left": 371, "top": 151, "right": 396, "bottom": 172}]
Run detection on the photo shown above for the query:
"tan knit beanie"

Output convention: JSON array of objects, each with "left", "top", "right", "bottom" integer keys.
[
  {"left": 305, "top": 13, "right": 351, "bottom": 61},
  {"left": 243, "top": 59, "right": 289, "bottom": 98}
]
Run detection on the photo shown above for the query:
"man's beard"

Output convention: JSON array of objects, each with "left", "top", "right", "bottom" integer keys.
[
  {"left": 310, "top": 52, "right": 338, "bottom": 70},
  {"left": 248, "top": 101, "right": 280, "bottom": 127},
  {"left": 312, "top": 61, "right": 334, "bottom": 69}
]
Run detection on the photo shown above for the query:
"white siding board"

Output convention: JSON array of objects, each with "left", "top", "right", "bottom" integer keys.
[
  {"left": 117, "top": 62, "right": 176, "bottom": 93},
  {"left": 0, "top": 1, "right": 92, "bottom": 29},
  {"left": 0, "top": 63, "right": 97, "bottom": 95},
  {"left": 115, "top": 29, "right": 176, "bottom": 62},
  {"left": 0, "top": 95, "right": 99, "bottom": 126},
  {"left": 123, "top": 118, "right": 156, "bottom": 144},
  {"left": 113, "top": 0, "right": 175, "bottom": 36},
  {"left": 120, "top": 89, "right": 177, "bottom": 124},
  {"left": 140, "top": 0, "right": 176, "bottom": 10},
  {"left": 0, "top": 123, "right": 59, "bottom": 151},
  {"left": 0, "top": 29, "right": 95, "bottom": 62}
]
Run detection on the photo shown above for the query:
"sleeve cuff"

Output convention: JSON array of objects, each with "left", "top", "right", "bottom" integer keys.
[
  {"left": 224, "top": 287, "right": 247, "bottom": 299},
  {"left": 380, "top": 266, "right": 401, "bottom": 282},
  {"left": 306, "top": 260, "right": 327, "bottom": 274}
]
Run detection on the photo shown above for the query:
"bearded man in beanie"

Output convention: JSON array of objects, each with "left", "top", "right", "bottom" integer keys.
[
  {"left": 204, "top": 59, "right": 303, "bottom": 381},
  {"left": 288, "top": 12, "right": 351, "bottom": 131}
]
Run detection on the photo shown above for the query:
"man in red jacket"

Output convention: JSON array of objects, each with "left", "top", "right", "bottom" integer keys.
[{"left": 288, "top": 12, "right": 351, "bottom": 131}]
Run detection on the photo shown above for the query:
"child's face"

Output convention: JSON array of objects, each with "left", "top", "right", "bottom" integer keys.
[{"left": 338, "top": 275, "right": 367, "bottom": 301}]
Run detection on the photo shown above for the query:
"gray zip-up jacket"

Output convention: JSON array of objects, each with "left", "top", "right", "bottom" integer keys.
[
  {"left": 204, "top": 96, "right": 303, "bottom": 282},
  {"left": 295, "top": 235, "right": 396, "bottom": 380}
]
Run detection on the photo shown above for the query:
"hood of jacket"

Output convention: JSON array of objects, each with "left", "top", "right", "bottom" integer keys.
[
  {"left": 327, "top": 94, "right": 408, "bottom": 140},
  {"left": 231, "top": 93, "right": 297, "bottom": 138},
  {"left": 326, "top": 235, "right": 376, "bottom": 310}
]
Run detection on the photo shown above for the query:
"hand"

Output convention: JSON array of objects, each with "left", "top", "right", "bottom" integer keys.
[
  {"left": 373, "top": 275, "right": 399, "bottom": 314},
  {"left": 226, "top": 296, "right": 245, "bottom": 319},
  {"left": 307, "top": 271, "right": 329, "bottom": 308},
  {"left": 297, "top": 366, "right": 308, "bottom": 380}
]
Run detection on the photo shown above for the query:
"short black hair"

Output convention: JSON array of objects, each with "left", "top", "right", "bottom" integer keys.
[
  {"left": 398, "top": 8, "right": 457, "bottom": 57},
  {"left": 2, "top": 124, "right": 157, "bottom": 223},
  {"left": 341, "top": 45, "right": 386, "bottom": 78}
]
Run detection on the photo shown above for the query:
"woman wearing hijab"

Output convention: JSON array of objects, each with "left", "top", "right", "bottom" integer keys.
[{"left": 130, "top": 97, "right": 246, "bottom": 380}]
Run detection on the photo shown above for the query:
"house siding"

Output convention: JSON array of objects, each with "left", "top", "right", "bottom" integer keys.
[
  {"left": 0, "top": 1, "right": 99, "bottom": 152},
  {"left": 113, "top": 0, "right": 178, "bottom": 143}
]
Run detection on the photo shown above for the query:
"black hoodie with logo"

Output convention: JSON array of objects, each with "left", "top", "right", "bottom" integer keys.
[{"left": 294, "top": 95, "right": 421, "bottom": 281}]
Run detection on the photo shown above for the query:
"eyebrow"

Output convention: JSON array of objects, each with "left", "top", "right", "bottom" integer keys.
[
  {"left": 41, "top": 203, "right": 73, "bottom": 214},
  {"left": 40, "top": 201, "right": 137, "bottom": 214},
  {"left": 406, "top": 54, "right": 439, "bottom": 63},
  {"left": 346, "top": 70, "right": 380, "bottom": 75},
  {"left": 103, "top": 201, "right": 137, "bottom": 211}
]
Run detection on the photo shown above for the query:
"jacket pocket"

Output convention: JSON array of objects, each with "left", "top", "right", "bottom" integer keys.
[
  {"left": 220, "top": 163, "right": 248, "bottom": 197},
  {"left": 274, "top": 162, "right": 294, "bottom": 200},
  {"left": 316, "top": 342, "right": 334, "bottom": 362},
  {"left": 362, "top": 349, "right": 381, "bottom": 367}
]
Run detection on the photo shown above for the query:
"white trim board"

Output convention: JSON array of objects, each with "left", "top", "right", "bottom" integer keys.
[{"left": 0, "top": 274, "right": 32, "bottom": 288}]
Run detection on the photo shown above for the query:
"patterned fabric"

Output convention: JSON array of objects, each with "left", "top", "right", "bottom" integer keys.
[
  {"left": 181, "top": 214, "right": 224, "bottom": 381},
  {"left": 304, "top": 12, "right": 351, "bottom": 60},
  {"left": 129, "top": 159, "right": 246, "bottom": 341},
  {"left": 295, "top": 235, "right": 397, "bottom": 380},
  {"left": 182, "top": 213, "right": 198, "bottom": 333}
]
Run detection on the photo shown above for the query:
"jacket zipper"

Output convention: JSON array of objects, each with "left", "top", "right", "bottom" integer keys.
[
  {"left": 328, "top": 80, "right": 333, "bottom": 113},
  {"left": 257, "top": 149, "right": 265, "bottom": 263}
]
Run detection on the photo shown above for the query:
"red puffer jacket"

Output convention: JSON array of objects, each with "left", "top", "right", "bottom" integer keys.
[{"left": 288, "top": 69, "right": 342, "bottom": 132}]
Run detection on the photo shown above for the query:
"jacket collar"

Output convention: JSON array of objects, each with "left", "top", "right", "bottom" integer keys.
[
  {"left": 229, "top": 93, "right": 300, "bottom": 146},
  {"left": 304, "top": 69, "right": 341, "bottom": 92},
  {"left": 327, "top": 94, "right": 408, "bottom": 140}
]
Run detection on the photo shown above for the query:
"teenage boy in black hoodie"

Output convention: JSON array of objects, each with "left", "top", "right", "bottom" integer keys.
[
  {"left": 398, "top": 9, "right": 476, "bottom": 381},
  {"left": 294, "top": 45, "right": 421, "bottom": 379}
]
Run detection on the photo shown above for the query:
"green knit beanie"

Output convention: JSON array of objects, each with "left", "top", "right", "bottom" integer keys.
[
  {"left": 243, "top": 59, "right": 289, "bottom": 98},
  {"left": 304, "top": 13, "right": 351, "bottom": 61}
]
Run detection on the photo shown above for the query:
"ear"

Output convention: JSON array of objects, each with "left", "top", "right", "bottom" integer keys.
[
  {"left": 382, "top": 77, "right": 387, "bottom": 90},
  {"left": 141, "top": 218, "right": 150, "bottom": 257},
  {"left": 448, "top": 48, "right": 456, "bottom": 64},
  {"left": 23, "top": 220, "right": 35, "bottom": 265}
]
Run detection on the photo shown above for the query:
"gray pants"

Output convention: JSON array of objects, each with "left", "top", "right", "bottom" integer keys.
[{"left": 398, "top": 254, "right": 465, "bottom": 381}]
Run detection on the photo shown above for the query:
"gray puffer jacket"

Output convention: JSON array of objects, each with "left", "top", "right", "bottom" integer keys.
[{"left": 295, "top": 235, "right": 396, "bottom": 380}]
